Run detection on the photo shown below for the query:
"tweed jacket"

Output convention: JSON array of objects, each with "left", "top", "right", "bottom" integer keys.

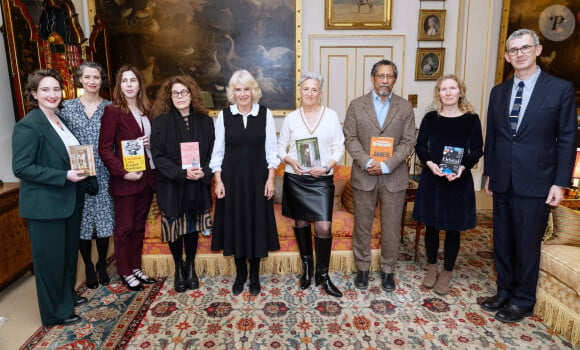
[{"left": 344, "top": 91, "right": 416, "bottom": 192}]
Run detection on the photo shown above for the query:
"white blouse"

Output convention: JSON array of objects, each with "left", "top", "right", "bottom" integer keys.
[
  {"left": 210, "top": 103, "right": 280, "bottom": 172},
  {"left": 277, "top": 107, "right": 345, "bottom": 175}
]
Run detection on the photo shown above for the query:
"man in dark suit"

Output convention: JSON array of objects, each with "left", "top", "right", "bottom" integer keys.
[
  {"left": 343, "top": 59, "right": 416, "bottom": 292},
  {"left": 481, "top": 29, "right": 577, "bottom": 323}
]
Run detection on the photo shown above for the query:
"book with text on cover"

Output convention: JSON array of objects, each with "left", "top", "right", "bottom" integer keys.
[
  {"left": 439, "top": 146, "right": 464, "bottom": 175},
  {"left": 121, "top": 139, "right": 146, "bottom": 172},
  {"left": 69, "top": 145, "right": 96, "bottom": 176},
  {"left": 180, "top": 142, "right": 200, "bottom": 169},
  {"left": 370, "top": 137, "right": 394, "bottom": 162},
  {"left": 296, "top": 137, "right": 321, "bottom": 169}
]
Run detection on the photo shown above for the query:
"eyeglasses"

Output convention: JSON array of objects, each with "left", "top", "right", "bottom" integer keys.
[
  {"left": 171, "top": 90, "right": 190, "bottom": 98},
  {"left": 506, "top": 44, "right": 536, "bottom": 56},
  {"left": 374, "top": 74, "right": 395, "bottom": 80}
]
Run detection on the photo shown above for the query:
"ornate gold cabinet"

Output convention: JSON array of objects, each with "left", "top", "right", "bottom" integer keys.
[{"left": 0, "top": 183, "right": 32, "bottom": 291}]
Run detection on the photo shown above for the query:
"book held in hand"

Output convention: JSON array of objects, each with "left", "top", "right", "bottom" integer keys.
[
  {"left": 69, "top": 145, "right": 96, "bottom": 176},
  {"left": 370, "top": 137, "right": 394, "bottom": 162},
  {"left": 180, "top": 142, "right": 201, "bottom": 169},
  {"left": 439, "top": 146, "right": 464, "bottom": 175},
  {"left": 296, "top": 137, "right": 321, "bottom": 169},
  {"left": 121, "top": 139, "right": 146, "bottom": 172}
]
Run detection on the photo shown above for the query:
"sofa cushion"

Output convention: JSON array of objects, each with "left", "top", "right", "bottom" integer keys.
[
  {"left": 333, "top": 179, "right": 347, "bottom": 211},
  {"left": 540, "top": 244, "right": 580, "bottom": 295},
  {"left": 544, "top": 205, "right": 580, "bottom": 246},
  {"left": 342, "top": 180, "right": 354, "bottom": 214}
]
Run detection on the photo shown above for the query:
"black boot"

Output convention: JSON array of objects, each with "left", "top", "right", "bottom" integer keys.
[
  {"left": 95, "top": 237, "right": 110, "bottom": 285},
  {"left": 184, "top": 233, "right": 199, "bottom": 290},
  {"left": 79, "top": 240, "right": 98, "bottom": 289},
  {"left": 168, "top": 239, "right": 186, "bottom": 292},
  {"left": 294, "top": 226, "right": 314, "bottom": 289},
  {"left": 314, "top": 237, "right": 342, "bottom": 298},
  {"left": 249, "top": 258, "right": 261, "bottom": 296},
  {"left": 232, "top": 258, "right": 247, "bottom": 296}
]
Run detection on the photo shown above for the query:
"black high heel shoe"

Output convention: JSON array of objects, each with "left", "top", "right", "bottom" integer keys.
[
  {"left": 85, "top": 264, "right": 98, "bottom": 289},
  {"left": 133, "top": 269, "right": 156, "bottom": 284},
  {"left": 121, "top": 274, "right": 144, "bottom": 291},
  {"left": 96, "top": 261, "right": 110, "bottom": 286}
]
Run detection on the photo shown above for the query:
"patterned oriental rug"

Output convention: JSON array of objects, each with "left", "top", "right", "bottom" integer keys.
[{"left": 21, "top": 211, "right": 575, "bottom": 349}]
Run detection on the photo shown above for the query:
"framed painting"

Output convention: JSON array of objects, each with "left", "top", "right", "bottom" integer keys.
[
  {"left": 89, "top": 0, "right": 302, "bottom": 116},
  {"left": 418, "top": 9, "right": 445, "bottom": 41},
  {"left": 415, "top": 48, "right": 445, "bottom": 81},
  {"left": 325, "top": 0, "right": 393, "bottom": 29},
  {"left": 496, "top": 0, "right": 580, "bottom": 106}
]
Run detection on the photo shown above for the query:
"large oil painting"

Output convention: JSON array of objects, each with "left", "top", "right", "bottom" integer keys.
[
  {"left": 91, "top": 0, "right": 301, "bottom": 115},
  {"left": 496, "top": 0, "right": 580, "bottom": 106}
]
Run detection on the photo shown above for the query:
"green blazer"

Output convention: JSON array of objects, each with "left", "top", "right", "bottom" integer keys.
[{"left": 12, "top": 108, "right": 86, "bottom": 219}]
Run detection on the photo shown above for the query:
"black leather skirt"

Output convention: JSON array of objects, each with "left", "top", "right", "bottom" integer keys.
[{"left": 281, "top": 172, "right": 334, "bottom": 222}]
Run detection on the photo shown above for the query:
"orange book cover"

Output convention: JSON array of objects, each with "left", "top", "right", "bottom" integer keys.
[
  {"left": 370, "top": 137, "right": 394, "bottom": 162},
  {"left": 180, "top": 142, "right": 200, "bottom": 169}
]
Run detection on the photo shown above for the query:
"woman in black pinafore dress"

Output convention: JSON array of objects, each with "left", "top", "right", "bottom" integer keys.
[{"left": 210, "top": 69, "right": 280, "bottom": 296}]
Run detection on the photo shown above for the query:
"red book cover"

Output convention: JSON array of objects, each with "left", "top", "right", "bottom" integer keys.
[{"left": 180, "top": 142, "right": 200, "bottom": 169}]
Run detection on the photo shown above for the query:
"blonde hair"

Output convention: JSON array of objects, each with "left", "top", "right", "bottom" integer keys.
[
  {"left": 226, "top": 70, "right": 262, "bottom": 105},
  {"left": 429, "top": 74, "right": 474, "bottom": 113}
]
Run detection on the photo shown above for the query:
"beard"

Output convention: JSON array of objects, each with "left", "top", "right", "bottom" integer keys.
[{"left": 377, "top": 85, "right": 391, "bottom": 96}]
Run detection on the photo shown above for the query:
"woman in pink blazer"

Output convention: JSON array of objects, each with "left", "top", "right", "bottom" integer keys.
[{"left": 99, "top": 65, "right": 156, "bottom": 291}]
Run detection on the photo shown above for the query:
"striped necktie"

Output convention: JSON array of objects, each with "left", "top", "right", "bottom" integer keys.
[{"left": 509, "top": 81, "right": 524, "bottom": 136}]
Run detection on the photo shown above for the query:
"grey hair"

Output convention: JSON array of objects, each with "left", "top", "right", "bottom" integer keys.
[
  {"left": 299, "top": 72, "right": 324, "bottom": 90},
  {"left": 75, "top": 61, "right": 109, "bottom": 88},
  {"left": 370, "top": 59, "right": 398, "bottom": 79},
  {"left": 506, "top": 29, "right": 540, "bottom": 50}
]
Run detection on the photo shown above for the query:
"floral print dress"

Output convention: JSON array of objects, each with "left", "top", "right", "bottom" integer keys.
[{"left": 61, "top": 98, "right": 115, "bottom": 239}]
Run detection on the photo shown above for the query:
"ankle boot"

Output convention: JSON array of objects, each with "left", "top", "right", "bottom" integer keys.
[
  {"left": 434, "top": 269, "right": 453, "bottom": 295},
  {"left": 184, "top": 258, "right": 199, "bottom": 290},
  {"left": 95, "top": 237, "right": 110, "bottom": 285},
  {"left": 314, "top": 237, "right": 342, "bottom": 298},
  {"left": 294, "top": 226, "right": 314, "bottom": 289},
  {"left": 79, "top": 240, "right": 98, "bottom": 289},
  {"left": 233, "top": 258, "right": 247, "bottom": 296},
  {"left": 249, "top": 258, "right": 261, "bottom": 296},
  {"left": 174, "top": 260, "right": 186, "bottom": 293},
  {"left": 423, "top": 263, "right": 438, "bottom": 288}
]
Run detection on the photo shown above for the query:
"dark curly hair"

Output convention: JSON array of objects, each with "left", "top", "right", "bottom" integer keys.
[
  {"left": 112, "top": 65, "right": 150, "bottom": 115},
  {"left": 151, "top": 75, "right": 208, "bottom": 118},
  {"left": 24, "top": 68, "right": 64, "bottom": 109}
]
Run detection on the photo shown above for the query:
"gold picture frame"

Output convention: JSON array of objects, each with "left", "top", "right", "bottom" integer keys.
[
  {"left": 415, "top": 48, "right": 445, "bottom": 81},
  {"left": 418, "top": 9, "right": 446, "bottom": 41},
  {"left": 325, "top": 0, "right": 393, "bottom": 29}
]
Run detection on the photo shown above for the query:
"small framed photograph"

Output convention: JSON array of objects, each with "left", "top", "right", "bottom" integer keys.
[
  {"left": 325, "top": 0, "right": 393, "bottom": 29},
  {"left": 415, "top": 48, "right": 445, "bottom": 81},
  {"left": 418, "top": 10, "right": 446, "bottom": 41}
]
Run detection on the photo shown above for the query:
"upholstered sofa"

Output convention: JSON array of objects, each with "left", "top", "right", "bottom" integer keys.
[
  {"left": 535, "top": 203, "right": 580, "bottom": 347},
  {"left": 142, "top": 164, "right": 384, "bottom": 277}
]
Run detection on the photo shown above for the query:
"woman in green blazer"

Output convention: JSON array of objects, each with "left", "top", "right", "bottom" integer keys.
[{"left": 12, "top": 69, "right": 97, "bottom": 327}]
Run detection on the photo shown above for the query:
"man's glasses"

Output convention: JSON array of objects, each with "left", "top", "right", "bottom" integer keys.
[
  {"left": 374, "top": 74, "right": 395, "bottom": 80},
  {"left": 506, "top": 45, "right": 536, "bottom": 56},
  {"left": 171, "top": 90, "right": 190, "bottom": 98}
]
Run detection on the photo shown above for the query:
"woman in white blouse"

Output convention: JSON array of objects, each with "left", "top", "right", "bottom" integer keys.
[
  {"left": 278, "top": 72, "right": 345, "bottom": 297},
  {"left": 210, "top": 70, "right": 280, "bottom": 296}
]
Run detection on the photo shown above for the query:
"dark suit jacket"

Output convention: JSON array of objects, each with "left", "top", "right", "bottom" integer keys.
[
  {"left": 12, "top": 108, "right": 84, "bottom": 219},
  {"left": 484, "top": 71, "right": 577, "bottom": 197},
  {"left": 98, "top": 105, "right": 155, "bottom": 197},
  {"left": 343, "top": 91, "right": 417, "bottom": 192}
]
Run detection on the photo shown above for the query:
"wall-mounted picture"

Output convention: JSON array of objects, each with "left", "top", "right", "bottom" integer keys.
[
  {"left": 496, "top": 0, "right": 580, "bottom": 107},
  {"left": 415, "top": 48, "right": 445, "bottom": 81},
  {"left": 325, "top": 0, "right": 393, "bottom": 29},
  {"left": 90, "top": 0, "right": 301, "bottom": 115},
  {"left": 418, "top": 10, "right": 446, "bottom": 41}
]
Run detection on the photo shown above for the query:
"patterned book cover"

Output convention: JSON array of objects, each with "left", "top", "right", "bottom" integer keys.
[
  {"left": 440, "top": 146, "right": 464, "bottom": 174},
  {"left": 121, "top": 139, "right": 146, "bottom": 172},
  {"left": 69, "top": 144, "right": 96, "bottom": 176}
]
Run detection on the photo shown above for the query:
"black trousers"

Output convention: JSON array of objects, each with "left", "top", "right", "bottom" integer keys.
[{"left": 492, "top": 187, "right": 549, "bottom": 309}]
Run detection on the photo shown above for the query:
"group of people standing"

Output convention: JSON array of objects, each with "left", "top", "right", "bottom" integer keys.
[{"left": 12, "top": 28, "right": 576, "bottom": 328}]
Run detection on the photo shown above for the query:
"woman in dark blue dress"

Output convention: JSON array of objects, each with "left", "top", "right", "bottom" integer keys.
[{"left": 412, "top": 74, "right": 483, "bottom": 295}]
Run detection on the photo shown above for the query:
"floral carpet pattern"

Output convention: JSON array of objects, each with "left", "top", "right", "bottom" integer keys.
[{"left": 22, "top": 211, "right": 575, "bottom": 349}]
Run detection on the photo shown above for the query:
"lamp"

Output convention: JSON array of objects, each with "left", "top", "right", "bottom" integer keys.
[{"left": 570, "top": 148, "right": 580, "bottom": 198}]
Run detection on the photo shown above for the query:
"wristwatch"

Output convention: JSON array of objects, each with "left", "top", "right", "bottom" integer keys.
[{"left": 323, "top": 166, "right": 331, "bottom": 174}]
